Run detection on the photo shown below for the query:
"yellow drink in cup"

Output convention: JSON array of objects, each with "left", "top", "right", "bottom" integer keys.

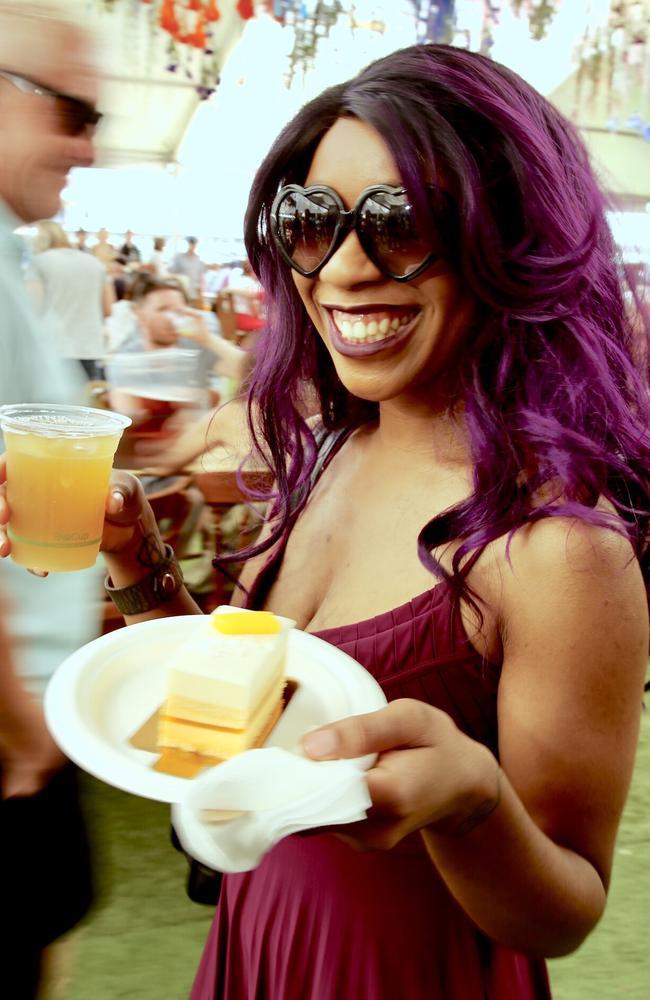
[{"left": 0, "top": 404, "right": 131, "bottom": 572}]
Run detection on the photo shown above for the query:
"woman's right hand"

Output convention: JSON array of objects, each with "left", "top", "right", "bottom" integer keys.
[
  {"left": 102, "top": 470, "right": 201, "bottom": 619},
  {"left": 101, "top": 469, "right": 160, "bottom": 556}
]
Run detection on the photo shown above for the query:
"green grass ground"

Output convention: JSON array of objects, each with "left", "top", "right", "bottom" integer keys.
[
  {"left": 64, "top": 714, "right": 650, "bottom": 999},
  {"left": 63, "top": 782, "right": 212, "bottom": 1000},
  {"left": 549, "top": 711, "right": 650, "bottom": 999}
]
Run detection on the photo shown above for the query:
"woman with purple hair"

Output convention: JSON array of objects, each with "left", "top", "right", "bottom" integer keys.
[{"left": 3, "top": 42, "right": 650, "bottom": 999}]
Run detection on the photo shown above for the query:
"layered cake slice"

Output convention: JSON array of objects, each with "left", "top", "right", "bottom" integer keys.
[{"left": 157, "top": 609, "right": 292, "bottom": 768}]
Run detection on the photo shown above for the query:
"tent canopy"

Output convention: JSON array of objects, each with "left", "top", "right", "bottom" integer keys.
[{"left": 80, "top": 0, "right": 244, "bottom": 168}]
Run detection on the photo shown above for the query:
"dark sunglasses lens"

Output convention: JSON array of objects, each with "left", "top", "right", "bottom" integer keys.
[
  {"left": 275, "top": 189, "right": 340, "bottom": 273},
  {"left": 358, "top": 189, "right": 436, "bottom": 278},
  {"left": 56, "top": 96, "right": 98, "bottom": 136}
]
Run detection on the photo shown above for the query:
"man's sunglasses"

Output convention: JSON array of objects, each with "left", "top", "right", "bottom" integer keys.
[
  {"left": 0, "top": 69, "right": 102, "bottom": 137},
  {"left": 271, "top": 183, "right": 450, "bottom": 282}
]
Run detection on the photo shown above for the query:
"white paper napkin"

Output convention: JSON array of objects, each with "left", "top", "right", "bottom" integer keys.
[{"left": 170, "top": 746, "right": 372, "bottom": 873}]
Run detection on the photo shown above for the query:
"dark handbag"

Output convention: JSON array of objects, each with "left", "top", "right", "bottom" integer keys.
[{"left": 170, "top": 823, "right": 223, "bottom": 905}]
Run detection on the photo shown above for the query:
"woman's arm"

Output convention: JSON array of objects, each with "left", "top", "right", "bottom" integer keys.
[
  {"left": 304, "top": 518, "right": 648, "bottom": 957},
  {"left": 173, "top": 306, "right": 253, "bottom": 382},
  {"left": 433, "top": 518, "right": 648, "bottom": 954},
  {"left": 134, "top": 398, "right": 250, "bottom": 474},
  {"left": 207, "top": 335, "right": 253, "bottom": 382}
]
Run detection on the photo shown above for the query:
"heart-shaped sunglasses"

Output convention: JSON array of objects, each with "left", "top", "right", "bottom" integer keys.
[{"left": 271, "top": 183, "right": 453, "bottom": 283}]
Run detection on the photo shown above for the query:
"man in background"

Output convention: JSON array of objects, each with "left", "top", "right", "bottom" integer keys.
[
  {"left": 171, "top": 235, "right": 205, "bottom": 306},
  {"left": 106, "top": 272, "right": 250, "bottom": 419},
  {"left": 0, "top": 3, "right": 102, "bottom": 994},
  {"left": 116, "top": 228, "right": 141, "bottom": 266},
  {"left": 30, "top": 219, "right": 114, "bottom": 380},
  {"left": 91, "top": 225, "right": 115, "bottom": 269}
]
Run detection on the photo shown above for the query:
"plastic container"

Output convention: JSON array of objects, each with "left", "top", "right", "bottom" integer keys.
[
  {"left": 105, "top": 348, "right": 206, "bottom": 404},
  {"left": 0, "top": 403, "right": 131, "bottom": 572}
]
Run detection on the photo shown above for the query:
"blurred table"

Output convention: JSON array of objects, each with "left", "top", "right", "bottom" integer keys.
[
  {"left": 187, "top": 448, "right": 273, "bottom": 507},
  {"left": 136, "top": 472, "right": 193, "bottom": 499},
  {"left": 184, "top": 449, "right": 272, "bottom": 612}
]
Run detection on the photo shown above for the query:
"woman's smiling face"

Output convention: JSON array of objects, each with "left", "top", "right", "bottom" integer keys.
[{"left": 291, "top": 117, "right": 474, "bottom": 406}]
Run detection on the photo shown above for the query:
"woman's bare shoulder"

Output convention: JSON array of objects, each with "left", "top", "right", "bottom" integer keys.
[
  {"left": 488, "top": 514, "right": 648, "bottom": 653},
  {"left": 464, "top": 514, "right": 647, "bottom": 655},
  {"left": 500, "top": 515, "right": 642, "bottom": 592}
]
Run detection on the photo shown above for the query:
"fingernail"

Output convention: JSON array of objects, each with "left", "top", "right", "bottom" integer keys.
[
  {"left": 303, "top": 728, "right": 339, "bottom": 759},
  {"left": 111, "top": 490, "right": 124, "bottom": 512}
]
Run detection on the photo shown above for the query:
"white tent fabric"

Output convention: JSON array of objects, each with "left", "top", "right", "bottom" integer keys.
[
  {"left": 65, "top": 0, "right": 244, "bottom": 167},
  {"left": 56, "top": 2, "right": 648, "bottom": 252}
]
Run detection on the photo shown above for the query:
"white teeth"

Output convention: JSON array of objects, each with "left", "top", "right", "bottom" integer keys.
[{"left": 332, "top": 309, "right": 418, "bottom": 344}]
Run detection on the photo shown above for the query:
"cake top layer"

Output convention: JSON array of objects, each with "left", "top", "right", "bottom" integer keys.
[
  {"left": 211, "top": 610, "right": 281, "bottom": 635},
  {"left": 169, "top": 631, "right": 284, "bottom": 682},
  {"left": 166, "top": 610, "right": 292, "bottom": 690}
]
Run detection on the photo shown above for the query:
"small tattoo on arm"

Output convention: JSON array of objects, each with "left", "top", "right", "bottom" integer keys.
[
  {"left": 136, "top": 533, "right": 166, "bottom": 569},
  {"left": 453, "top": 763, "right": 502, "bottom": 837},
  {"left": 433, "top": 761, "right": 502, "bottom": 838}
]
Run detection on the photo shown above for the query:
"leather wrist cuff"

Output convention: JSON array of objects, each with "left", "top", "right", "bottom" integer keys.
[{"left": 104, "top": 543, "right": 184, "bottom": 615}]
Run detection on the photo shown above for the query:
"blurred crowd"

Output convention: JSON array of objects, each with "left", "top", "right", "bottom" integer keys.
[{"left": 22, "top": 221, "right": 260, "bottom": 457}]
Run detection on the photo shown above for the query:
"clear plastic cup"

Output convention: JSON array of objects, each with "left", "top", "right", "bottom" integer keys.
[
  {"left": 166, "top": 310, "right": 197, "bottom": 338},
  {"left": 0, "top": 403, "right": 131, "bottom": 572},
  {"left": 104, "top": 349, "right": 205, "bottom": 404}
]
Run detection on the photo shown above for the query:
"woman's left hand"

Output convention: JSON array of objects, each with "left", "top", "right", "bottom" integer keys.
[
  {"left": 173, "top": 306, "right": 211, "bottom": 348},
  {"left": 302, "top": 698, "right": 499, "bottom": 851}
]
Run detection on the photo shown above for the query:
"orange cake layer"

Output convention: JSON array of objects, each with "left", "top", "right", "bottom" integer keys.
[
  {"left": 154, "top": 697, "right": 285, "bottom": 777},
  {"left": 158, "top": 676, "right": 286, "bottom": 757},
  {"left": 162, "top": 668, "right": 282, "bottom": 728}
]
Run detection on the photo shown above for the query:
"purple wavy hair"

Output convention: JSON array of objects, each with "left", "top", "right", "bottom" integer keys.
[{"left": 217, "top": 43, "right": 650, "bottom": 605}]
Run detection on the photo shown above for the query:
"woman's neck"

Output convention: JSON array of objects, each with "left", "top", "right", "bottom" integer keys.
[{"left": 371, "top": 394, "right": 470, "bottom": 469}]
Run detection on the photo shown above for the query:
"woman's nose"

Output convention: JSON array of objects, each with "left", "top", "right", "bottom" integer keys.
[{"left": 318, "top": 227, "right": 383, "bottom": 287}]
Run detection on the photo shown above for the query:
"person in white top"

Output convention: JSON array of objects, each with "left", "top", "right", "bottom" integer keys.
[
  {"left": 29, "top": 219, "right": 114, "bottom": 378},
  {"left": 225, "top": 257, "right": 265, "bottom": 332},
  {"left": 148, "top": 235, "right": 168, "bottom": 278}
]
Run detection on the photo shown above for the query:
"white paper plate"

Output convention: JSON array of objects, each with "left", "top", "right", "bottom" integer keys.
[{"left": 44, "top": 616, "right": 387, "bottom": 803}]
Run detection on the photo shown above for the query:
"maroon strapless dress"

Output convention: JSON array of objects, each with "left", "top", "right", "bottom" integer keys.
[
  {"left": 190, "top": 583, "right": 551, "bottom": 999},
  {"left": 190, "top": 428, "right": 551, "bottom": 999}
]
